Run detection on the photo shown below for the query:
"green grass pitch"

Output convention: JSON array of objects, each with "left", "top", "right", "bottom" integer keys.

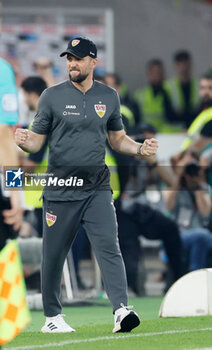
[{"left": 4, "top": 297, "right": 212, "bottom": 350}]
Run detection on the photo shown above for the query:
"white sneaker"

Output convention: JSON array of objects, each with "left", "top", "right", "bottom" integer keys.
[
  {"left": 41, "top": 314, "right": 76, "bottom": 333},
  {"left": 113, "top": 304, "right": 140, "bottom": 333}
]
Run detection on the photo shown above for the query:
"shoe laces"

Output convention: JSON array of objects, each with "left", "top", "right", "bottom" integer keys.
[
  {"left": 120, "top": 303, "right": 134, "bottom": 310},
  {"left": 54, "top": 314, "right": 69, "bottom": 327}
]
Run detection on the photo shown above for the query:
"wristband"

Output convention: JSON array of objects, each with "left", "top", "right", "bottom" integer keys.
[{"left": 136, "top": 143, "right": 143, "bottom": 156}]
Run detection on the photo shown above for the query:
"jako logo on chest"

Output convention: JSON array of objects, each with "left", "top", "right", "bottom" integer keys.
[{"left": 65, "top": 105, "right": 76, "bottom": 109}]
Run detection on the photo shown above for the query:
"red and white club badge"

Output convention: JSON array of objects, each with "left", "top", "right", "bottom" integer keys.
[
  {"left": 46, "top": 212, "right": 57, "bottom": 227},
  {"left": 72, "top": 40, "right": 80, "bottom": 47},
  {"left": 94, "top": 104, "right": 106, "bottom": 118}
]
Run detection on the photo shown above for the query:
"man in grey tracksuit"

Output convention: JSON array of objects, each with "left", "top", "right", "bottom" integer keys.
[{"left": 15, "top": 37, "right": 158, "bottom": 334}]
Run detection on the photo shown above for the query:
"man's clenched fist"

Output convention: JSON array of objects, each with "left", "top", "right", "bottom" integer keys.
[
  {"left": 140, "top": 138, "right": 159, "bottom": 157},
  {"left": 15, "top": 128, "right": 30, "bottom": 146}
]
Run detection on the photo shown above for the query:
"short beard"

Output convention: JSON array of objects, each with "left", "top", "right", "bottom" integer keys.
[
  {"left": 201, "top": 99, "right": 212, "bottom": 109},
  {"left": 69, "top": 72, "right": 89, "bottom": 83}
]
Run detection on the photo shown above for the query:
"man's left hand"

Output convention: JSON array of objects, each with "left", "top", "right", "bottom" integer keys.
[{"left": 140, "top": 138, "right": 159, "bottom": 157}]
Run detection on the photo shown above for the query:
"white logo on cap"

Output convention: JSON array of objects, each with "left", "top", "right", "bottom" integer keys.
[
  {"left": 90, "top": 51, "right": 95, "bottom": 56},
  {"left": 72, "top": 40, "right": 80, "bottom": 47}
]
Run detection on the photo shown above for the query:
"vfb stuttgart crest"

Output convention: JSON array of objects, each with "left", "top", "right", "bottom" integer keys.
[
  {"left": 94, "top": 104, "right": 106, "bottom": 118},
  {"left": 46, "top": 212, "right": 57, "bottom": 227},
  {"left": 72, "top": 39, "right": 80, "bottom": 47}
]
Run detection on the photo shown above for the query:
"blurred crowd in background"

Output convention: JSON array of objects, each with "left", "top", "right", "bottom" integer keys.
[{"left": 2, "top": 42, "right": 212, "bottom": 297}]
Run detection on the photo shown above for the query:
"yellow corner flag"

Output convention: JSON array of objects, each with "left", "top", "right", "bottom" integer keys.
[{"left": 0, "top": 240, "right": 31, "bottom": 345}]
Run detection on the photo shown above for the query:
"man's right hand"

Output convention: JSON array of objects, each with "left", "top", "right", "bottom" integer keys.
[
  {"left": 15, "top": 128, "right": 30, "bottom": 147},
  {"left": 14, "top": 129, "right": 46, "bottom": 154}
]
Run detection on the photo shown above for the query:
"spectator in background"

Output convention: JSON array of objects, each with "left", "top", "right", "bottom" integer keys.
[
  {"left": 17, "top": 57, "right": 56, "bottom": 128},
  {"left": 170, "top": 72, "right": 212, "bottom": 230},
  {"left": 33, "top": 57, "right": 56, "bottom": 88},
  {"left": 164, "top": 149, "right": 212, "bottom": 272},
  {"left": 21, "top": 77, "right": 47, "bottom": 114},
  {"left": 182, "top": 71, "right": 212, "bottom": 152},
  {"left": 18, "top": 58, "right": 56, "bottom": 128},
  {"left": 21, "top": 77, "right": 48, "bottom": 237},
  {"left": 18, "top": 88, "right": 35, "bottom": 128},
  {"left": 104, "top": 73, "right": 141, "bottom": 129},
  {"left": 116, "top": 124, "right": 183, "bottom": 294},
  {"left": 184, "top": 73, "right": 212, "bottom": 209},
  {"left": 196, "top": 71, "right": 212, "bottom": 111},
  {"left": 167, "top": 50, "right": 199, "bottom": 128},
  {"left": 134, "top": 59, "right": 179, "bottom": 133}
]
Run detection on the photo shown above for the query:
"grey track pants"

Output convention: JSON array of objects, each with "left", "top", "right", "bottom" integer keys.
[{"left": 42, "top": 190, "right": 128, "bottom": 316}]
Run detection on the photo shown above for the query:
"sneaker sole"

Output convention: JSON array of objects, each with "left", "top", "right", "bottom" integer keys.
[
  {"left": 41, "top": 327, "right": 75, "bottom": 333},
  {"left": 117, "top": 312, "right": 140, "bottom": 333}
]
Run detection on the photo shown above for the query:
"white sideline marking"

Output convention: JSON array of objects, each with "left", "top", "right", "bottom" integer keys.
[
  {"left": 5, "top": 328, "right": 212, "bottom": 350},
  {"left": 185, "top": 348, "right": 212, "bottom": 350}
]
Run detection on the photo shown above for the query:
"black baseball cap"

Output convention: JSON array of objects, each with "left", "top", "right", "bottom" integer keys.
[
  {"left": 138, "top": 122, "right": 157, "bottom": 134},
  {"left": 60, "top": 37, "right": 97, "bottom": 59}
]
